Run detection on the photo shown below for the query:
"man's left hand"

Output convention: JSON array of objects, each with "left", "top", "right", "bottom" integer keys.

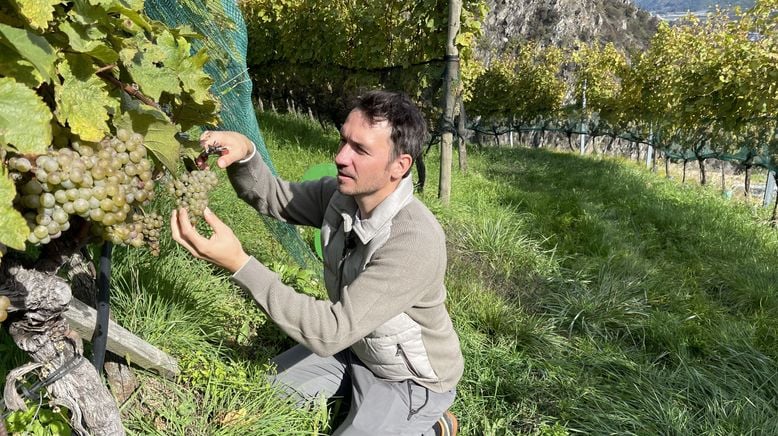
[{"left": 171, "top": 207, "right": 250, "bottom": 273}]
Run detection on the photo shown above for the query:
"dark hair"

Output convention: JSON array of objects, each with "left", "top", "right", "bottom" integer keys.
[{"left": 353, "top": 90, "right": 428, "bottom": 176}]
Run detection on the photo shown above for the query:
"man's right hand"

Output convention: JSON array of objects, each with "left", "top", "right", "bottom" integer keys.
[{"left": 199, "top": 131, "right": 254, "bottom": 169}]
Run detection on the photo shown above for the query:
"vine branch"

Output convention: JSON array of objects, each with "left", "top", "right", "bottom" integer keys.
[{"left": 96, "top": 66, "right": 162, "bottom": 111}]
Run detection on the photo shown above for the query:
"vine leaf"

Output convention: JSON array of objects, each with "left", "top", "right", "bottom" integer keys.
[
  {"left": 0, "top": 48, "right": 44, "bottom": 89},
  {"left": 116, "top": 105, "right": 181, "bottom": 173},
  {"left": 11, "top": 0, "right": 60, "bottom": 30},
  {"left": 172, "top": 92, "right": 219, "bottom": 133},
  {"left": 55, "top": 55, "right": 118, "bottom": 142},
  {"left": 109, "top": 3, "right": 153, "bottom": 33},
  {"left": 0, "top": 22, "right": 57, "bottom": 83},
  {"left": 70, "top": 0, "right": 112, "bottom": 25},
  {"left": 0, "top": 167, "right": 29, "bottom": 251},
  {"left": 59, "top": 20, "right": 118, "bottom": 64},
  {"left": 178, "top": 49, "right": 213, "bottom": 105},
  {"left": 0, "top": 77, "right": 51, "bottom": 154},
  {"left": 154, "top": 30, "right": 214, "bottom": 104},
  {"left": 121, "top": 32, "right": 181, "bottom": 101}
]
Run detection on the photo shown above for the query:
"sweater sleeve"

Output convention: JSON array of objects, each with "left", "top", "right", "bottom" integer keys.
[
  {"left": 226, "top": 148, "right": 338, "bottom": 228},
  {"left": 230, "top": 218, "right": 446, "bottom": 356}
]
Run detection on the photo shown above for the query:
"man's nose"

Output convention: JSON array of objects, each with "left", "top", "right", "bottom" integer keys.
[{"left": 334, "top": 145, "right": 351, "bottom": 165}]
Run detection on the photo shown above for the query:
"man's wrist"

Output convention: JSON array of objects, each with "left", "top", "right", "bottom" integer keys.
[
  {"left": 238, "top": 141, "right": 257, "bottom": 163},
  {"left": 227, "top": 252, "right": 252, "bottom": 273}
]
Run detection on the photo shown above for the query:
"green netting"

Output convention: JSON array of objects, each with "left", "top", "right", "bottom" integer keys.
[{"left": 143, "top": 0, "right": 319, "bottom": 270}]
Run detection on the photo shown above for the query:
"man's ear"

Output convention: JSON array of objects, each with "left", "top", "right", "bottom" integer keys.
[{"left": 392, "top": 154, "right": 413, "bottom": 179}]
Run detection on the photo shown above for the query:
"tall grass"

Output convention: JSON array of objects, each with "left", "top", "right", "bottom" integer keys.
[{"left": 422, "top": 143, "right": 778, "bottom": 434}]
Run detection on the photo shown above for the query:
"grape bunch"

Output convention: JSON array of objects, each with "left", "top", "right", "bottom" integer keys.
[
  {"left": 6, "top": 128, "right": 157, "bottom": 250},
  {"left": 166, "top": 169, "right": 219, "bottom": 224},
  {"left": 102, "top": 211, "right": 164, "bottom": 255},
  {"left": 0, "top": 295, "right": 10, "bottom": 322}
]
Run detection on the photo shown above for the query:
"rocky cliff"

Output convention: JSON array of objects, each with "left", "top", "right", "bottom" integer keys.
[{"left": 477, "top": 0, "right": 658, "bottom": 60}]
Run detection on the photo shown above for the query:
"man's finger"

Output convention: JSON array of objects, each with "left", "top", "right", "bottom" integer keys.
[
  {"left": 195, "top": 154, "right": 209, "bottom": 170},
  {"left": 216, "top": 151, "right": 240, "bottom": 169},
  {"left": 199, "top": 130, "right": 213, "bottom": 149},
  {"left": 202, "top": 207, "right": 230, "bottom": 234},
  {"left": 198, "top": 131, "right": 246, "bottom": 168},
  {"left": 176, "top": 208, "right": 209, "bottom": 249},
  {"left": 170, "top": 209, "right": 199, "bottom": 256}
]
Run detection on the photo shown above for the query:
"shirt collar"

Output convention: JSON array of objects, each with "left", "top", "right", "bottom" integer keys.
[{"left": 351, "top": 176, "right": 414, "bottom": 244}]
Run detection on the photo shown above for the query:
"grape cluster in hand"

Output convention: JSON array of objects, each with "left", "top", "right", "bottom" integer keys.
[
  {"left": 0, "top": 295, "right": 10, "bottom": 322},
  {"left": 166, "top": 169, "right": 219, "bottom": 224},
  {"left": 6, "top": 128, "right": 158, "bottom": 252}
]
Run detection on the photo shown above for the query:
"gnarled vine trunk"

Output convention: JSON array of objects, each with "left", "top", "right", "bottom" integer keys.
[{"left": 1, "top": 237, "right": 124, "bottom": 435}]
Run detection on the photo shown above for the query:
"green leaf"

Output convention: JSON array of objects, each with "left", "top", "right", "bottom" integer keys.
[
  {"left": 0, "top": 48, "right": 44, "bottom": 88},
  {"left": 153, "top": 32, "right": 213, "bottom": 104},
  {"left": 121, "top": 32, "right": 180, "bottom": 101},
  {"left": 0, "top": 77, "right": 51, "bottom": 154},
  {"left": 0, "top": 22, "right": 57, "bottom": 83},
  {"left": 109, "top": 4, "right": 153, "bottom": 33},
  {"left": 55, "top": 55, "right": 118, "bottom": 142},
  {"left": 171, "top": 92, "right": 219, "bottom": 133},
  {"left": 58, "top": 20, "right": 118, "bottom": 64},
  {"left": 11, "top": 0, "right": 61, "bottom": 30},
  {"left": 178, "top": 49, "right": 214, "bottom": 105},
  {"left": 116, "top": 105, "right": 181, "bottom": 172},
  {"left": 0, "top": 168, "right": 29, "bottom": 251},
  {"left": 155, "top": 30, "right": 189, "bottom": 69},
  {"left": 69, "top": 0, "right": 111, "bottom": 25}
]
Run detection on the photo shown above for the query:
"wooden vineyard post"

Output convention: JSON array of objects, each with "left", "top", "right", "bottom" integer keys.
[{"left": 438, "top": 0, "right": 462, "bottom": 205}]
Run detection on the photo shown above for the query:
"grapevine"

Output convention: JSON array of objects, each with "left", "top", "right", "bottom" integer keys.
[
  {"left": 0, "top": 0, "right": 226, "bottom": 433},
  {"left": 0, "top": 0, "right": 223, "bottom": 261},
  {"left": 5, "top": 129, "right": 163, "bottom": 252}
]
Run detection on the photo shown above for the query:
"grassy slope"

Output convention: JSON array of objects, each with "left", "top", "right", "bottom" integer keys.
[
  {"left": 430, "top": 145, "right": 778, "bottom": 434},
  {"left": 3, "top": 112, "right": 777, "bottom": 434}
]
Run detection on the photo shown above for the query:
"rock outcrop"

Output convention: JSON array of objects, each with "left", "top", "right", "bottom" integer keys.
[{"left": 477, "top": 0, "right": 658, "bottom": 60}]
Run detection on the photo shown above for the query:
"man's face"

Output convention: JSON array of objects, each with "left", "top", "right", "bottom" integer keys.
[{"left": 334, "top": 109, "right": 400, "bottom": 205}]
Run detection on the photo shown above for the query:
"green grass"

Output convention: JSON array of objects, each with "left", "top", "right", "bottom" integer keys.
[
  {"left": 424, "top": 145, "right": 778, "bottom": 435},
  {"left": 3, "top": 111, "right": 777, "bottom": 434}
]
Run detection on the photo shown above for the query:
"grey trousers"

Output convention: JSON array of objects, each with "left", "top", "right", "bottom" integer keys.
[{"left": 269, "top": 344, "right": 456, "bottom": 435}]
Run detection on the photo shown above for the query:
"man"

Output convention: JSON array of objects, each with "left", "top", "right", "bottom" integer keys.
[{"left": 171, "top": 90, "right": 463, "bottom": 435}]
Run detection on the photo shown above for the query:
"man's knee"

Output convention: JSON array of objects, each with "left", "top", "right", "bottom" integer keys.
[{"left": 266, "top": 345, "right": 350, "bottom": 406}]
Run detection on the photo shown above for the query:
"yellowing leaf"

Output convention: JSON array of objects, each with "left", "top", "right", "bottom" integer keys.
[
  {"left": 0, "top": 168, "right": 29, "bottom": 251},
  {"left": 12, "top": 0, "right": 61, "bottom": 30},
  {"left": 55, "top": 55, "right": 118, "bottom": 142},
  {"left": 0, "top": 77, "right": 51, "bottom": 154}
]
